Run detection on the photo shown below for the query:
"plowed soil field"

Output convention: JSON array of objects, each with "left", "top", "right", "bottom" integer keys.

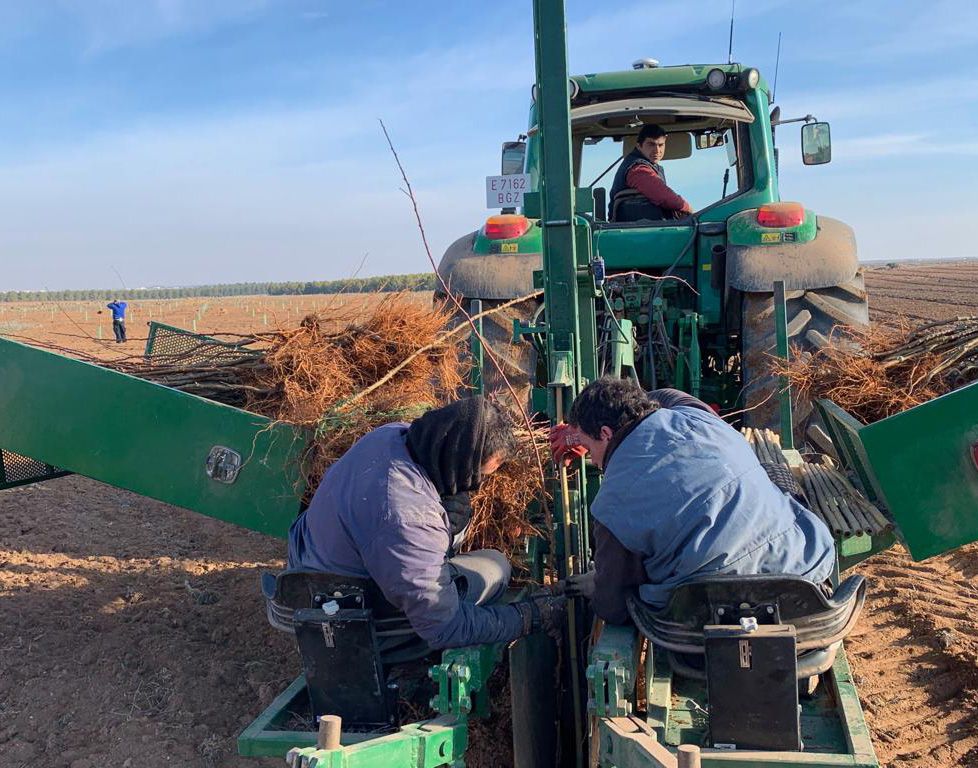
[{"left": 2, "top": 267, "right": 978, "bottom": 767}]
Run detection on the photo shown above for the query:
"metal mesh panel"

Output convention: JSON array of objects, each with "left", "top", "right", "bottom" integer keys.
[
  {"left": 144, "top": 322, "right": 262, "bottom": 366},
  {"left": 0, "top": 449, "right": 69, "bottom": 490}
]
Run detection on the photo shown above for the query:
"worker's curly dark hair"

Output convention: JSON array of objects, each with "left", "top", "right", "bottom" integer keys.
[
  {"left": 483, "top": 399, "right": 517, "bottom": 459},
  {"left": 567, "top": 377, "right": 656, "bottom": 439}
]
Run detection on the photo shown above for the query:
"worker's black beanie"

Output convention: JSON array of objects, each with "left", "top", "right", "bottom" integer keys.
[{"left": 406, "top": 397, "right": 488, "bottom": 497}]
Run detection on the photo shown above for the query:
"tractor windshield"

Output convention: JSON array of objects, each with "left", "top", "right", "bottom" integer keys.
[
  {"left": 576, "top": 121, "right": 751, "bottom": 216},
  {"left": 564, "top": 95, "right": 756, "bottom": 218}
]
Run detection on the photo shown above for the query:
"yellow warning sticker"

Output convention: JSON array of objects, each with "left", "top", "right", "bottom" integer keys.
[
  {"left": 501, "top": 242, "right": 519, "bottom": 253},
  {"left": 761, "top": 232, "right": 783, "bottom": 243},
  {"left": 701, "top": 263, "right": 712, "bottom": 271}
]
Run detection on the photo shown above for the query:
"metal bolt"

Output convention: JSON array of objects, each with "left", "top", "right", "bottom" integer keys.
[
  {"left": 766, "top": 606, "right": 775, "bottom": 615},
  {"left": 717, "top": 607, "right": 725, "bottom": 616}
]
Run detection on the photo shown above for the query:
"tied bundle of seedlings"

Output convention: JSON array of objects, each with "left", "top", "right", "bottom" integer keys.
[
  {"left": 241, "top": 294, "right": 468, "bottom": 491},
  {"left": 772, "top": 316, "right": 978, "bottom": 424},
  {"left": 463, "top": 425, "right": 550, "bottom": 564}
]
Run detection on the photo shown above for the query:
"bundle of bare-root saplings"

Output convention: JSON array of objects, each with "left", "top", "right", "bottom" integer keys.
[{"left": 774, "top": 316, "right": 978, "bottom": 424}]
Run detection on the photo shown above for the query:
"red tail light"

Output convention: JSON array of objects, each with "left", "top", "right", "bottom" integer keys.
[
  {"left": 757, "top": 202, "right": 805, "bottom": 228},
  {"left": 484, "top": 214, "right": 531, "bottom": 240}
]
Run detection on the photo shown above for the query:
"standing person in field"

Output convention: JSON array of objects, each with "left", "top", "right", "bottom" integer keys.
[
  {"left": 106, "top": 299, "right": 128, "bottom": 343},
  {"left": 550, "top": 378, "right": 835, "bottom": 624},
  {"left": 288, "top": 396, "right": 566, "bottom": 653}
]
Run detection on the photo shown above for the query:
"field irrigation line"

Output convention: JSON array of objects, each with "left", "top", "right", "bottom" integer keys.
[{"left": 379, "top": 119, "right": 553, "bottom": 556}]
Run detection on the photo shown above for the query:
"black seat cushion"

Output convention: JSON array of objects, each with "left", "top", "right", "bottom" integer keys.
[
  {"left": 629, "top": 573, "right": 866, "bottom": 655},
  {"left": 261, "top": 569, "right": 404, "bottom": 627}
]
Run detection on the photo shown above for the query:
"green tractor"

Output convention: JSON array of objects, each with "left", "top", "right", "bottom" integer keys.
[{"left": 437, "top": 53, "right": 867, "bottom": 441}]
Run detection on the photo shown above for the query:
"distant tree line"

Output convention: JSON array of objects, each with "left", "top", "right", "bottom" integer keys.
[{"left": 0, "top": 273, "right": 437, "bottom": 303}]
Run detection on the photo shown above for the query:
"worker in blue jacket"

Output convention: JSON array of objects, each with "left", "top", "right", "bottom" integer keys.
[
  {"left": 551, "top": 378, "right": 835, "bottom": 624},
  {"left": 106, "top": 299, "right": 127, "bottom": 343},
  {"left": 288, "top": 396, "right": 565, "bottom": 652}
]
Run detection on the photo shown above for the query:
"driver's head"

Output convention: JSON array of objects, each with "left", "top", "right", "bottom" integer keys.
[{"left": 636, "top": 124, "right": 667, "bottom": 163}]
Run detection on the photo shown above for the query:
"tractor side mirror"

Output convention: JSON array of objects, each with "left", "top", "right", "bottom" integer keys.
[
  {"left": 801, "top": 122, "right": 832, "bottom": 165},
  {"left": 501, "top": 141, "right": 527, "bottom": 175}
]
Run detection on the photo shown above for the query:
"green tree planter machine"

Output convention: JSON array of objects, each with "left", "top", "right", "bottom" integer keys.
[{"left": 3, "top": 2, "right": 978, "bottom": 766}]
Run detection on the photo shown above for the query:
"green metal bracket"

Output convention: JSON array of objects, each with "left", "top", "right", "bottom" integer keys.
[
  {"left": 549, "top": 351, "right": 577, "bottom": 389},
  {"left": 675, "top": 312, "right": 702, "bottom": 398},
  {"left": 430, "top": 644, "right": 502, "bottom": 720},
  {"left": 574, "top": 187, "right": 595, "bottom": 215},
  {"left": 587, "top": 624, "right": 640, "bottom": 718},
  {"left": 512, "top": 318, "right": 547, "bottom": 344},
  {"left": 284, "top": 716, "right": 467, "bottom": 768},
  {"left": 469, "top": 299, "right": 484, "bottom": 395},
  {"left": 773, "top": 280, "right": 795, "bottom": 450},
  {"left": 608, "top": 318, "right": 635, "bottom": 379}
]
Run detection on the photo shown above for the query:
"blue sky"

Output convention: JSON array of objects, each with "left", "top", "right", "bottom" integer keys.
[{"left": 1, "top": 1, "right": 976, "bottom": 291}]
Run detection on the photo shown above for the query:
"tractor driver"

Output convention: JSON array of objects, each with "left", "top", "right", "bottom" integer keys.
[
  {"left": 550, "top": 378, "right": 835, "bottom": 623},
  {"left": 288, "top": 397, "right": 566, "bottom": 653},
  {"left": 608, "top": 124, "right": 693, "bottom": 222}
]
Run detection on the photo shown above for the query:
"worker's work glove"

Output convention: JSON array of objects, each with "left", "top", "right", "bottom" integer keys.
[
  {"left": 555, "top": 569, "right": 596, "bottom": 600},
  {"left": 549, "top": 423, "right": 588, "bottom": 467},
  {"left": 516, "top": 593, "right": 567, "bottom": 643}
]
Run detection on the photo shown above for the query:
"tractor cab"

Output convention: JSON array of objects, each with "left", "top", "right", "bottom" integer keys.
[{"left": 568, "top": 95, "right": 754, "bottom": 224}]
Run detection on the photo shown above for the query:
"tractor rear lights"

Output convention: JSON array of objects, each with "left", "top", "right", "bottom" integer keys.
[
  {"left": 757, "top": 202, "right": 805, "bottom": 228},
  {"left": 484, "top": 214, "right": 531, "bottom": 240}
]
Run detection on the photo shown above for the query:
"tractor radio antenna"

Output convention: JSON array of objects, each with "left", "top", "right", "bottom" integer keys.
[
  {"left": 727, "top": 0, "right": 736, "bottom": 64},
  {"left": 772, "top": 32, "right": 783, "bottom": 103}
]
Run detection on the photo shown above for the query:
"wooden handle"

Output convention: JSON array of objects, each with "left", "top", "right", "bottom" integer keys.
[
  {"left": 317, "top": 715, "right": 342, "bottom": 750},
  {"left": 677, "top": 744, "right": 701, "bottom": 768}
]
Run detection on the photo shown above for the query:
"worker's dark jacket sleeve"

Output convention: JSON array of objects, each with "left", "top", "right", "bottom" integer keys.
[
  {"left": 287, "top": 424, "right": 524, "bottom": 649},
  {"left": 625, "top": 165, "right": 690, "bottom": 212},
  {"left": 592, "top": 521, "right": 647, "bottom": 624}
]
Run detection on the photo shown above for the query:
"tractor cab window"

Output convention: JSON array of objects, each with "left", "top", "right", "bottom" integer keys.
[{"left": 576, "top": 122, "right": 750, "bottom": 220}]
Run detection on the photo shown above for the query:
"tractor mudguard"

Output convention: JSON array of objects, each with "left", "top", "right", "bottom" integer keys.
[
  {"left": 726, "top": 215, "right": 859, "bottom": 293},
  {"left": 437, "top": 231, "right": 540, "bottom": 300}
]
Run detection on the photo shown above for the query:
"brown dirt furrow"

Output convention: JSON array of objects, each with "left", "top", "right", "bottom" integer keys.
[{"left": 850, "top": 545, "right": 978, "bottom": 768}]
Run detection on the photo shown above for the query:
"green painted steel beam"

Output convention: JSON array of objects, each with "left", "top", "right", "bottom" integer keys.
[
  {"left": 773, "top": 280, "right": 795, "bottom": 449},
  {"left": 0, "top": 337, "right": 308, "bottom": 538},
  {"left": 285, "top": 717, "right": 466, "bottom": 768}
]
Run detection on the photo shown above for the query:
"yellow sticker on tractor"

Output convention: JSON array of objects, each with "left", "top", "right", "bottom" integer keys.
[
  {"left": 761, "top": 232, "right": 783, "bottom": 243},
  {"left": 501, "top": 243, "right": 519, "bottom": 253}
]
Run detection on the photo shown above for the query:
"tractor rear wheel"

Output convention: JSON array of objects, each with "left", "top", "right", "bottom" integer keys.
[
  {"left": 436, "top": 295, "right": 541, "bottom": 413},
  {"left": 740, "top": 272, "right": 869, "bottom": 443}
]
